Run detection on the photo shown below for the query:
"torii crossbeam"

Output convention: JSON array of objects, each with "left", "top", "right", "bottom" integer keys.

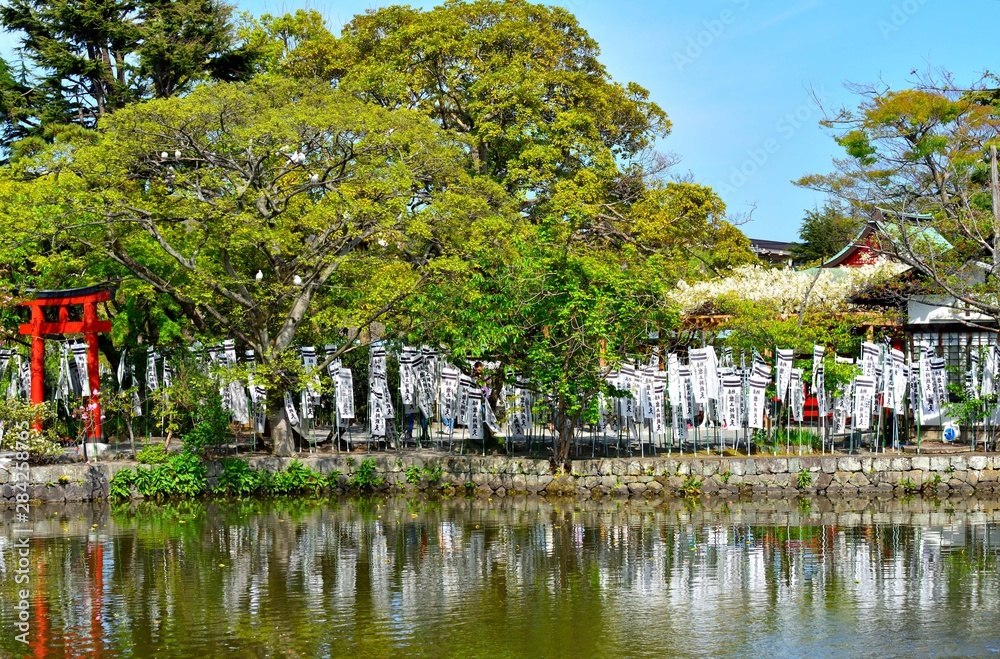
[{"left": 18, "top": 286, "right": 112, "bottom": 438}]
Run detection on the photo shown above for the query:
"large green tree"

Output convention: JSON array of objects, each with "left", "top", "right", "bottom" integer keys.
[
  {"left": 0, "top": 0, "right": 259, "bottom": 149},
  {"left": 0, "top": 77, "right": 491, "bottom": 455}
]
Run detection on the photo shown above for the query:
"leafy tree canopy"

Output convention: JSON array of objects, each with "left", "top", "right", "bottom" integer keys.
[
  {"left": 791, "top": 202, "right": 864, "bottom": 264},
  {"left": 0, "top": 0, "right": 260, "bottom": 151},
  {"left": 797, "top": 72, "right": 1000, "bottom": 323}
]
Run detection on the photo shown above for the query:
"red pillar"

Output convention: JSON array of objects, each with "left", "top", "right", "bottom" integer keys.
[
  {"left": 84, "top": 302, "right": 102, "bottom": 439},
  {"left": 29, "top": 308, "right": 45, "bottom": 432}
]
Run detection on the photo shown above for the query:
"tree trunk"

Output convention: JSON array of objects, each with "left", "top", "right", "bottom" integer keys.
[
  {"left": 270, "top": 405, "right": 297, "bottom": 457},
  {"left": 553, "top": 399, "right": 576, "bottom": 473}
]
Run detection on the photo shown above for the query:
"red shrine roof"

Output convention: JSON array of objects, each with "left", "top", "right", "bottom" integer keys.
[{"left": 820, "top": 208, "right": 949, "bottom": 269}]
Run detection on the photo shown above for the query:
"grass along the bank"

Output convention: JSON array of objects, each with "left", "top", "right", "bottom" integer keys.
[{"left": 109, "top": 451, "right": 381, "bottom": 501}]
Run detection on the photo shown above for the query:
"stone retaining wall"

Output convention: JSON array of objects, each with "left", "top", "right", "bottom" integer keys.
[{"left": 3, "top": 452, "right": 999, "bottom": 503}]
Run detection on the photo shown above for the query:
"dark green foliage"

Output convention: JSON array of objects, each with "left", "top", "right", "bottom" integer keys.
[
  {"left": 791, "top": 202, "right": 864, "bottom": 264},
  {"left": 115, "top": 455, "right": 329, "bottom": 500},
  {"left": 213, "top": 458, "right": 328, "bottom": 497},
  {"left": 349, "top": 457, "right": 384, "bottom": 490},
  {"left": 405, "top": 464, "right": 422, "bottom": 486},
  {"left": 262, "top": 459, "right": 328, "bottom": 496},
  {"left": 213, "top": 457, "right": 263, "bottom": 497},
  {"left": 0, "top": 0, "right": 258, "bottom": 148},
  {"left": 110, "top": 449, "right": 207, "bottom": 500},
  {"left": 181, "top": 390, "right": 230, "bottom": 455}
]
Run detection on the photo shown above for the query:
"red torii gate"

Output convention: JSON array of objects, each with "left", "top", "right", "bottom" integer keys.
[{"left": 18, "top": 287, "right": 112, "bottom": 438}]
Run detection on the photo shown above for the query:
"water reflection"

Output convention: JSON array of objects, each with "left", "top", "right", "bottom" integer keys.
[{"left": 3, "top": 497, "right": 1000, "bottom": 658}]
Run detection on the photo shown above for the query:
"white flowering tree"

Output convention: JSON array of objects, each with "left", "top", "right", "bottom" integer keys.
[{"left": 673, "top": 261, "right": 906, "bottom": 354}]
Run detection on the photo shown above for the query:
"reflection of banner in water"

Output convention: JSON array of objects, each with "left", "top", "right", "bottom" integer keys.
[
  {"left": 852, "top": 376, "right": 875, "bottom": 430},
  {"left": 336, "top": 368, "right": 355, "bottom": 420}
]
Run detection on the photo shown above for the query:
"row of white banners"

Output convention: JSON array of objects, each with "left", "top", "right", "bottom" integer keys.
[{"left": 2, "top": 339, "right": 995, "bottom": 437}]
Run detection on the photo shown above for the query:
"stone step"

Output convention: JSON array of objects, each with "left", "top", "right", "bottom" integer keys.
[{"left": 902, "top": 442, "right": 971, "bottom": 455}]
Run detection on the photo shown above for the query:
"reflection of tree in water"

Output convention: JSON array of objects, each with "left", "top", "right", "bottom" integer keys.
[{"left": 4, "top": 499, "right": 1000, "bottom": 656}]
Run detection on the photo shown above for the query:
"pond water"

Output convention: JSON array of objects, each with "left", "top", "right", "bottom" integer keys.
[{"left": 2, "top": 496, "right": 1000, "bottom": 658}]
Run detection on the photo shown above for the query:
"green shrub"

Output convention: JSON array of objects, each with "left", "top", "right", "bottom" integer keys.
[
  {"left": 349, "top": 457, "right": 383, "bottom": 490},
  {"left": 263, "top": 459, "right": 327, "bottom": 496},
  {"left": 0, "top": 399, "right": 63, "bottom": 462},
  {"left": 111, "top": 449, "right": 207, "bottom": 501},
  {"left": 679, "top": 475, "right": 702, "bottom": 497},
  {"left": 181, "top": 390, "right": 230, "bottom": 455},
  {"left": 214, "top": 457, "right": 264, "bottom": 497},
  {"left": 405, "top": 464, "right": 422, "bottom": 485},
  {"left": 423, "top": 465, "right": 443, "bottom": 484},
  {"left": 136, "top": 444, "right": 170, "bottom": 464},
  {"left": 109, "top": 469, "right": 135, "bottom": 500},
  {"left": 797, "top": 470, "right": 813, "bottom": 488}
]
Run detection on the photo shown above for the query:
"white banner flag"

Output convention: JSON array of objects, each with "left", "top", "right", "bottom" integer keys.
[
  {"left": 775, "top": 349, "right": 794, "bottom": 403},
  {"left": 747, "top": 375, "right": 768, "bottom": 429},
  {"left": 853, "top": 376, "right": 875, "bottom": 430},
  {"left": 721, "top": 375, "right": 743, "bottom": 428}
]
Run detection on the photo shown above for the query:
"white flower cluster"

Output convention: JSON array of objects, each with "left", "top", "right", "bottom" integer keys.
[{"left": 672, "top": 261, "right": 907, "bottom": 315}]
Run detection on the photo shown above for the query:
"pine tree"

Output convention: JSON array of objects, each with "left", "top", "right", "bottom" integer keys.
[{"left": 0, "top": 0, "right": 258, "bottom": 150}]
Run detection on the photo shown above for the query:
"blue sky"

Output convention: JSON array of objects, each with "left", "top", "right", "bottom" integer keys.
[
  {"left": 4, "top": 0, "right": 991, "bottom": 241},
  {"left": 239, "top": 0, "right": 999, "bottom": 242}
]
